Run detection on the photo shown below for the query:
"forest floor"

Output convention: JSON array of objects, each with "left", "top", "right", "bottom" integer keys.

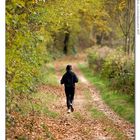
[{"left": 7, "top": 53, "right": 134, "bottom": 140}]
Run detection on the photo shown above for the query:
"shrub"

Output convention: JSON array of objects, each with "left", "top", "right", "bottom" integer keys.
[
  {"left": 87, "top": 46, "right": 112, "bottom": 72},
  {"left": 102, "top": 51, "right": 134, "bottom": 95},
  {"left": 87, "top": 46, "right": 134, "bottom": 96}
]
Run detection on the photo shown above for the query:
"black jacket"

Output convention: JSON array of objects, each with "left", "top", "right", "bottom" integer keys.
[{"left": 61, "top": 70, "right": 78, "bottom": 87}]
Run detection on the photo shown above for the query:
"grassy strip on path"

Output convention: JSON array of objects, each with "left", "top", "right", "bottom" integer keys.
[
  {"left": 90, "top": 107, "right": 128, "bottom": 140},
  {"left": 78, "top": 63, "right": 134, "bottom": 124},
  {"left": 82, "top": 86, "right": 128, "bottom": 139}
]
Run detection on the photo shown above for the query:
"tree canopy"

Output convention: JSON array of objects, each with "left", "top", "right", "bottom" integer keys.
[{"left": 6, "top": 0, "right": 134, "bottom": 94}]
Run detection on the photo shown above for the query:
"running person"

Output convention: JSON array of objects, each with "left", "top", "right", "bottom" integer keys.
[{"left": 60, "top": 65, "right": 78, "bottom": 113}]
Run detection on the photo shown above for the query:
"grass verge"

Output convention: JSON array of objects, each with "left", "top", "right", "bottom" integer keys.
[
  {"left": 12, "top": 92, "right": 59, "bottom": 119},
  {"left": 40, "top": 63, "right": 58, "bottom": 86},
  {"left": 78, "top": 63, "right": 134, "bottom": 123}
]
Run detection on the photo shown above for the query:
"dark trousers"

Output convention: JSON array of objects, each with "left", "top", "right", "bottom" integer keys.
[{"left": 65, "top": 86, "right": 75, "bottom": 109}]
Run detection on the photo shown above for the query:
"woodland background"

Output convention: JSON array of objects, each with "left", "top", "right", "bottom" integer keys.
[{"left": 6, "top": 0, "right": 135, "bottom": 139}]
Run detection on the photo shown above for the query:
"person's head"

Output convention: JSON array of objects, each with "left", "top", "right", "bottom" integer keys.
[{"left": 66, "top": 65, "right": 72, "bottom": 71}]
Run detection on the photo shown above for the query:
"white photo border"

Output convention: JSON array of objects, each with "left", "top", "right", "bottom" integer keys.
[{"left": 0, "top": 0, "right": 5, "bottom": 139}]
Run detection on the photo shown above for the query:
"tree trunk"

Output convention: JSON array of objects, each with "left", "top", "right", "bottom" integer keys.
[
  {"left": 96, "top": 32, "right": 103, "bottom": 46},
  {"left": 63, "top": 32, "right": 70, "bottom": 54}
]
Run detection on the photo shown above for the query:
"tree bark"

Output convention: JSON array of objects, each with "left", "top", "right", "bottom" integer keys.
[{"left": 63, "top": 32, "right": 70, "bottom": 54}]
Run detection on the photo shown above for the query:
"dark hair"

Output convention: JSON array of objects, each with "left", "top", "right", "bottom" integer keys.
[{"left": 66, "top": 65, "right": 72, "bottom": 71}]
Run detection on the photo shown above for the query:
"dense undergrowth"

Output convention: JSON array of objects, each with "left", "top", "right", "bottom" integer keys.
[{"left": 87, "top": 46, "right": 134, "bottom": 96}]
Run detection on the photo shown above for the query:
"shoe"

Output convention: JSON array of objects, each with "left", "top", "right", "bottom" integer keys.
[
  {"left": 71, "top": 105, "right": 74, "bottom": 112},
  {"left": 67, "top": 109, "right": 71, "bottom": 113}
]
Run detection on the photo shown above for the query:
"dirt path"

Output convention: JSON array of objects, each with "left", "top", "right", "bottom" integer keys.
[{"left": 51, "top": 56, "right": 134, "bottom": 140}]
